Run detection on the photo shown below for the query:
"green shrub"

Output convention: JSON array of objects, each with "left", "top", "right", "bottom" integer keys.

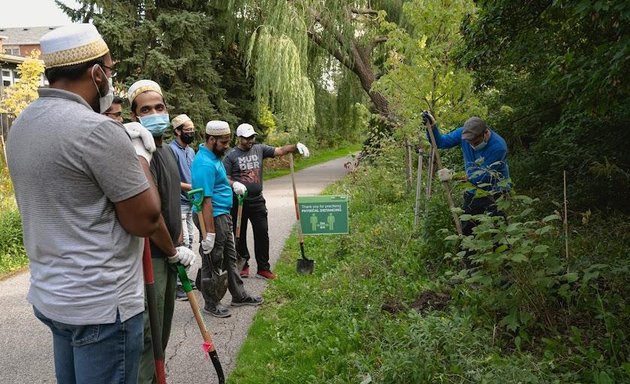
[
  {"left": 441, "top": 194, "right": 629, "bottom": 381},
  {"left": 0, "top": 209, "right": 27, "bottom": 275}
]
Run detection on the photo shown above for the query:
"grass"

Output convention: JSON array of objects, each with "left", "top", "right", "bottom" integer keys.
[
  {"left": 263, "top": 143, "right": 361, "bottom": 180},
  {"left": 229, "top": 145, "right": 629, "bottom": 383}
]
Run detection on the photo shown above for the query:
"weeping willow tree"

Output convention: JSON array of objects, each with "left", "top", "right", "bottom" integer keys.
[
  {"left": 227, "top": 0, "right": 406, "bottom": 134},
  {"left": 246, "top": 26, "right": 315, "bottom": 132}
]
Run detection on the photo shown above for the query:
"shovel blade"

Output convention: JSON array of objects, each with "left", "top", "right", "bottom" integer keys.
[
  {"left": 200, "top": 273, "right": 228, "bottom": 303},
  {"left": 296, "top": 258, "right": 314, "bottom": 274}
]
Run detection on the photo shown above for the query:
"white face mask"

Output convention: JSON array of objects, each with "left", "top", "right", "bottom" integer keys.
[
  {"left": 92, "top": 65, "right": 114, "bottom": 113},
  {"left": 471, "top": 140, "right": 487, "bottom": 151},
  {"left": 471, "top": 130, "right": 489, "bottom": 151}
]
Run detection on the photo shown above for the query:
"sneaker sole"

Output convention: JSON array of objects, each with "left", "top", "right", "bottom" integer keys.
[
  {"left": 255, "top": 274, "right": 276, "bottom": 280},
  {"left": 231, "top": 299, "right": 264, "bottom": 307},
  {"left": 176, "top": 297, "right": 189, "bottom": 302},
  {"left": 202, "top": 308, "right": 231, "bottom": 318}
]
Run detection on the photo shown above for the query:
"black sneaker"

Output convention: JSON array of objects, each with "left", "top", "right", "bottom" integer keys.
[
  {"left": 203, "top": 303, "right": 231, "bottom": 318},
  {"left": 176, "top": 286, "right": 188, "bottom": 301},
  {"left": 231, "top": 295, "right": 264, "bottom": 307}
]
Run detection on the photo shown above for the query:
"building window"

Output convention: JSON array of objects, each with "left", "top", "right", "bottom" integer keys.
[
  {"left": 4, "top": 47, "right": 20, "bottom": 56},
  {"left": 2, "top": 69, "right": 14, "bottom": 86}
]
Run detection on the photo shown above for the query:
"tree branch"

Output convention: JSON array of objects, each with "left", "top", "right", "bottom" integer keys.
[{"left": 350, "top": 8, "right": 379, "bottom": 16}]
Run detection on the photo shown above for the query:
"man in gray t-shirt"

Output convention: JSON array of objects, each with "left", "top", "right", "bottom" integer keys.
[
  {"left": 7, "top": 24, "right": 162, "bottom": 383},
  {"left": 222, "top": 123, "right": 310, "bottom": 280}
]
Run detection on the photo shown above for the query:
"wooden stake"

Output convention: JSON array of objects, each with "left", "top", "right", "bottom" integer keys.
[
  {"left": 404, "top": 138, "right": 412, "bottom": 193},
  {"left": 563, "top": 170, "right": 570, "bottom": 272},
  {"left": 414, "top": 144, "right": 424, "bottom": 230},
  {"left": 426, "top": 125, "right": 463, "bottom": 235}
]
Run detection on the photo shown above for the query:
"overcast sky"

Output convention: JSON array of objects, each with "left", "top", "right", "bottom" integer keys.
[{"left": 1, "top": 0, "right": 78, "bottom": 28}]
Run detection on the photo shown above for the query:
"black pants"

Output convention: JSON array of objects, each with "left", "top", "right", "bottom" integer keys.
[
  {"left": 192, "top": 213, "right": 247, "bottom": 306},
  {"left": 231, "top": 195, "right": 271, "bottom": 272},
  {"left": 461, "top": 192, "right": 507, "bottom": 236},
  {"left": 461, "top": 192, "right": 508, "bottom": 269}
]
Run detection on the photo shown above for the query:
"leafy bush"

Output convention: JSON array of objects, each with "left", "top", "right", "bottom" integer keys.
[
  {"left": 441, "top": 194, "right": 629, "bottom": 381},
  {"left": 231, "top": 141, "right": 628, "bottom": 383},
  {"left": 0, "top": 209, "right": 27, "bottom": 275}
]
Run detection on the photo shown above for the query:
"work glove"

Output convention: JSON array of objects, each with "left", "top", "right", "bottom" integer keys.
[
  {"left": 232, "top": 181, "right": 247, "bottom": 196},
  {"left": 124, "top": 122, "right": 156, "bottom": 163},
  {"left": 438, "top": 168, "right": 453, "bottom": 182},
  {"left": 421, "top": 111, "right": 435, "bottom": 128},
  {"left": 296, "top": 142, "right": 310, "bottom": 157},
  {"left": 124, "top": 122, "right": 156, "bottom": 152},
  {"left": 168, "top": 246, "right": 196, "bottom": 267},
  {"left": 201, "top": 232, "right": 216, "bottom": 255}
]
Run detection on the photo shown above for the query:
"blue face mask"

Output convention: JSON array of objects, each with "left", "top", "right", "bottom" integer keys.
[{"left": 139, "top": 114, "right": 170, "bottom": 137}]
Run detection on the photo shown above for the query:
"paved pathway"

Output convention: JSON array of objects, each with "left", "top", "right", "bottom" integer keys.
[{"left": 0, "top": 155, "right": 353, "bottom": 383}]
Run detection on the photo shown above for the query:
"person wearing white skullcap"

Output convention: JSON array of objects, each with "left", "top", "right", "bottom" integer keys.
[
  {"left": 190, "top": 120, "right": 263, "bottom": 318},
  {"left": 6, "top": 23, "right": 161, "bottom": 383},
  {"left": 223, "top": 123, "right": 310, "bottom": 280},
  {"left": 127, "top": 80, "right": 196, "bottom": 383},
  {"left": 168, "top": 114, "right": 199, "bottom": 301}
]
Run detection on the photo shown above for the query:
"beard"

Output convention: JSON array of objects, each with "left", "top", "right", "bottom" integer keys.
[{"left": 212, "top": 143, "right": 226, "bottom": 157}]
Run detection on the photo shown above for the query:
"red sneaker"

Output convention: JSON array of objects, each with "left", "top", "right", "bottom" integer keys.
[
  {"left": 256, "top": 270, "right": 277, "bottom": 280},
  {"left": 240, "top": 266, "right": 249, "bottom": 278}
]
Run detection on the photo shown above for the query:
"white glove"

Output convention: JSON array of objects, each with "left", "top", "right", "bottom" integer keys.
[
  {"left": 124, "top": 122, "right": 156, "bottom": 153},
  {"left": 201, "top": 233, "right": 216, "bottom": 255},
  {"left": 296, "top": 142, "right": 310, "bottom": 157},
  {"left": 232, "top": 181, "right": 247, "bottom": 196},
  {"left": 131, "top": 138, "right": 152, "bottom": 164},
  {"left": 438, "top": 168, "right": 453, "bottom": 182},
  {"left": 168, "top": 246, "right": 196, "bottom": 267}
]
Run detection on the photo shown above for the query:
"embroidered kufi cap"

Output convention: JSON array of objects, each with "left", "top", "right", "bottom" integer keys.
[
  {"left": 171, "top": 114, "right": 192, "bottom": 129},
  {"left": 205, "top": 120, "right": 231, "bottom": 136},
  {"left": 40, "top": 24, "right": 109, "bottom": 68},
  {"left": 128, "top": 80, "right": 163, "bottom": 104}
]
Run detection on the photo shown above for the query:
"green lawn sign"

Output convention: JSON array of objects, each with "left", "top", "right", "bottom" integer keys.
[{"left": 298, "top": 195, "right": 349, "bottom": 235}]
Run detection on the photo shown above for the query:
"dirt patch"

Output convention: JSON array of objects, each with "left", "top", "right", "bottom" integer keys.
[
  {"left": 381, "top": 299, "right": 405, "bottom": 314},
  {"left": 410, "top": 290, "right": 451, "bottom": 313}
]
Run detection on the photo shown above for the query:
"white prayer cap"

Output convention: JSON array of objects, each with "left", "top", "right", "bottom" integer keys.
[
  {"left": 171, "top": 114, "right": 192, "bottom": 129},
  {"left": 205, "top": 120, "right": 231, "bottom": 136},
  {"left": 40, "top": 24, "right": 109, "bottom": 68},
  {"left": 236, "top": 123, "right": 257, "bottom": 138},
  {"left": 128, "top": 80, "right": 163, "bottom": 104}
]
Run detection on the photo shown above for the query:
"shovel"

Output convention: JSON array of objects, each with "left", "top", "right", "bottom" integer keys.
[
  {"left": 141, "top": 238, "right": 167, "bottom": 384},
  {"left": 235, "top": 192, "right": 247, "bottom": 272},
  {"left": 176, "top": 265, "right": 225, "bottom": 384},
  {"left": 289, "top": 154, "right": 314, "bottom": 274},
  {"left": 187, "top": 188, "right": 228, "bottom": 303}
]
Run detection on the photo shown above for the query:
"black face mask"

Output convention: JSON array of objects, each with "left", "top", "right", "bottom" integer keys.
[{"left": 181, "top": 133, "right": 194, "bottom": 144}]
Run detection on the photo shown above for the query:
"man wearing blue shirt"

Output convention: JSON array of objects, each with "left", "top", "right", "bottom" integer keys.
[
  {"left": 423, "top": 113, "right": 512, "bottom": 236},
  {"left": 191, "top": 120, "right": 263, "bottom": 318},
  {"left": 169, "top": 114, "right": 199, "bottom": 301}
]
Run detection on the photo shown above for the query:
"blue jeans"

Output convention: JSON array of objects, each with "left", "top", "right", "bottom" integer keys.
[
  {"left": 34, "top": 306, "right": 143, "bottom": 384},
  {"left": 181, "top": 203, "right": 195, "bottom": 249}
]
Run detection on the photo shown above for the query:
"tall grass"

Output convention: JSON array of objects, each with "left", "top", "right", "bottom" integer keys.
[{"left": 230, "top": 142, "right": 629, "bottom": 383}]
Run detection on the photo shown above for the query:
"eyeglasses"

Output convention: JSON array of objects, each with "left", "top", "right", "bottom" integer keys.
[{"left": 100, "top": 63, "right": 117, "bottom": 78}]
